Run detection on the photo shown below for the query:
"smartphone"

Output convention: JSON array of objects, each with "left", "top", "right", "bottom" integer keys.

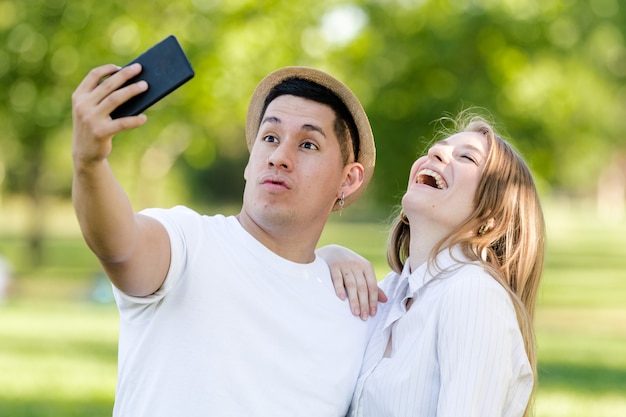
[{"left": 110, "top": 35, "right": 195, "bottom": 119}]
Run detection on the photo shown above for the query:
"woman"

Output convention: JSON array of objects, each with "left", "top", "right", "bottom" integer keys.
[{"left": 320, "top": 112, "right": 545, "bottom": 417}]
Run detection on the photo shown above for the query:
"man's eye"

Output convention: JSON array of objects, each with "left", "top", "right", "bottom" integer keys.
[
  {"left": 301, "top": 141, "right": 319, "bottom": 150},
  {"left": 264, "top": 135, "right": 278, "bottom": 143}
]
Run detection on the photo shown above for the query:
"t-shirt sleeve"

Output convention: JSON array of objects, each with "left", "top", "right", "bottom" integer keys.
[{"left": 113, "top": 206, "right": 196, "bottom": 307}]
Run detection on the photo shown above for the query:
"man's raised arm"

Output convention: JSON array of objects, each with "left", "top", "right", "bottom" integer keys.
[{"left": 71, "top": 63, "right": 170, "bottom": 297}]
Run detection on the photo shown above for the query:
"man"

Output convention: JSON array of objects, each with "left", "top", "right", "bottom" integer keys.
[{"left": 71, "top": 64, "right": 378, "bottom": 416}]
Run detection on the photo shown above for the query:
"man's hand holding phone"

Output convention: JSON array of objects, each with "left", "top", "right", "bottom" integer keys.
[
  {"left": 110, "top": 35, "right": 195, "bottom": 119},
  {"left": 72, "top": 35, "right": 194, "bottom": 164},
  {"left": 72, "top": 63, "right": 149, "bottom": 166}
]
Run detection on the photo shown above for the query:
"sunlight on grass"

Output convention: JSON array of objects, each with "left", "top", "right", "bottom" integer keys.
[
  {"left": 535, "top": 200, "right": 626, "bottom": 416},
  {"left": 0, "top": 198, "right": 625, "bottom": 416},
  {"left": 536, "top": 312, "right": 626, "bottom": 390},
  {"left": 535, "top": 391, "right": 626, "bottom": 417},
  {"left": 539, "top": 269, "right": 626, "bottom": 308},
  {"left": 0, "top": 301, "right": 117, "bottom": 409}
]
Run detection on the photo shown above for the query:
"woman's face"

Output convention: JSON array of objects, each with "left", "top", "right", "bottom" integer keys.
[{"left": 402, "top": 131, "right": 489, "bottom": 233}]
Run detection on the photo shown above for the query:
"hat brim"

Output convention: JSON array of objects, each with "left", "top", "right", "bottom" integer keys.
[{"left": 245, "top": 66, "right": 375, "bottom": 210}]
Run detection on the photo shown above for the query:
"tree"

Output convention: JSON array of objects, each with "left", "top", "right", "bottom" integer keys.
[{"left": 2, "top": 0, "right": 625, "bottom": 267}]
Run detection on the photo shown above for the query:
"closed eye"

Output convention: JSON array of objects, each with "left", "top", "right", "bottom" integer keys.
[{"left": 462, "top": 154, "right": 477, "bottom": 163}]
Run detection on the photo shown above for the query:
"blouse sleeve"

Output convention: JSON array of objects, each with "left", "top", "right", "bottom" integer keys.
[{"left": 436, "top": 266, "right": 530, "bottom": 417}]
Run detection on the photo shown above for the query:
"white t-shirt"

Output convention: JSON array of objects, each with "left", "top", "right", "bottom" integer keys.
[
  {"left": 112, "top": 206, "right": 371, "bottom": 417},
  {"left": 349, "top": 247, "right": 533, "bottom": 417}
]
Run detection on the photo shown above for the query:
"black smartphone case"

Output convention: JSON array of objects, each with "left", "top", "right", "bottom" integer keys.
[{"left": 110, "top": 35, "right": 194, "bottom": 119}]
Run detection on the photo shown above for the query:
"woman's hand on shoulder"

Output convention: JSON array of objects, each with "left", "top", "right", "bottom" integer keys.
[{"left": 317, "top": 244, "right": 388, "bottom": 320}]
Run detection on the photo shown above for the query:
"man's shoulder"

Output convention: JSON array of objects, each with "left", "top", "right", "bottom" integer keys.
[{"left": 141, "top": 206, "right": 235, "bottom": 227}]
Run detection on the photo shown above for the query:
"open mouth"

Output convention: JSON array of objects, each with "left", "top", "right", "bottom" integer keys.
[{"left": 417, "top": 169, "right": 448, "bottom": 190}]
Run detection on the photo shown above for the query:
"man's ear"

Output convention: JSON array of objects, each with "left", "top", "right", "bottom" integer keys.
[{"left": 338, "top": 162, "right": 364, "bottom": 199}]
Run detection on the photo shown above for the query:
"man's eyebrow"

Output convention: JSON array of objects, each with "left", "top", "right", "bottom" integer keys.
[
  {"left": 260, "top": 116, "right": 327, "bottom": 137},
  {"left": 301, "top": 123, "right": 326, "bottom": 137},
  {"left": 261, "top": 116, "right": 281, "bottom": 126}
]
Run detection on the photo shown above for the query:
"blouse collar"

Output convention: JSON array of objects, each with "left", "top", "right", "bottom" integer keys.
[{"left": 402, "top": 245, "right": 471, "bottom": 297}]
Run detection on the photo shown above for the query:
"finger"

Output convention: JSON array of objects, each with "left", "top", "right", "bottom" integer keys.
[
  {"left": 75, "top": 64, "right": 121, "bottom": 95},
  {"left": 100, "top": 79, "right": 148, "bottom": 116},
  {"left": 73, "top": 80, "right": 148, "bottom": 141},
  {"left": 377, "top": 288, "right": 388, "bottom": 303},
  {"left": 72, "top": 64, "right": 145, "bottom": 123},
  {"left": 342, "top": 272, "right": 362, "bottom": 317},
  {"left": 72, "top": 65, "right": 120, "bottom": 115},
  {"left": 93, "top": 63, "right": 144, "bottom": 106},
  {"left": 355, "top": 272, "right": 371, "bottom": 320},
  {"left": 108, "top": 113, "right": 148, "bottom": 136},
  {"left": 363, "top": 265, "right": 379, "bottom": 316},
  {"left": 330, "top": 266, "right": 347, "bottom": 301}
]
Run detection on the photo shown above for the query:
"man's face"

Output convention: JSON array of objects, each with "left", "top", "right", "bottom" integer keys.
[{"left": 242, "top": 94, "right": 346, "bottom": 229}]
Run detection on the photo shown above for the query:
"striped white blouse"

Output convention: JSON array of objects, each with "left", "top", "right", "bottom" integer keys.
[{"left": 349, "top": 246, "right": 533, "bottom": 417}]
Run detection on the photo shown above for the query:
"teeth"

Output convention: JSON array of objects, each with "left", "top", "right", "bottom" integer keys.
[{"left": 417, "top": 169, "right": 448, "bottom": 189}]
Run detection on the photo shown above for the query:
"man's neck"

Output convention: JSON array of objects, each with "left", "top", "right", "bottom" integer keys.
[{"left": 236, "top": 211, "right": 322, "bottom": 264}]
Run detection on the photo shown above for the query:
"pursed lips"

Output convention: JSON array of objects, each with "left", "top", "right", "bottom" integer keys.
[{"left": 260, "top": 174, "right": 291, "bottom": 191}]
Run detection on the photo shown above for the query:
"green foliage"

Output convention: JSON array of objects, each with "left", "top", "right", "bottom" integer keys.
[{"left": 2, "top": 0, "right": 626, "bottom": 210}]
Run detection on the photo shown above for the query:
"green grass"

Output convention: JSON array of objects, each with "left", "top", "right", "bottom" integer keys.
[
  {"left": 0, "top": 301, "right": 118, "bottom": 417},
  {"left": 0, "top": 199, "right": 625, "bottom": 416},
  {"left": 534, "top": 202, "right": 626, "bottom": 417}
]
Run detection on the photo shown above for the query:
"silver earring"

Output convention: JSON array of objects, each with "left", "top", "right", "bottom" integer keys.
[{"left": 338, "top": 192, "right": 345, "bottom": 216}]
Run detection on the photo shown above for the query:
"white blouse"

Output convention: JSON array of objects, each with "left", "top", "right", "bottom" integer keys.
[{"left": 349, "top": 247, "right": 533, "bottom": 417}]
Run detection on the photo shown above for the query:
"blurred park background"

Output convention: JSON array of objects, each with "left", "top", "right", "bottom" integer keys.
[{"left": 0, "top": 0, "right": 625, "bottom": 416}]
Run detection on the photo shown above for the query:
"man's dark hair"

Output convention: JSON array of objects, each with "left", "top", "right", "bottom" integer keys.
[{"left": 260, "top": 77, "right": 360, "bottom": 163}]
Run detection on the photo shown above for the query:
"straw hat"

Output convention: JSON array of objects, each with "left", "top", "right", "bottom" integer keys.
[{"left": 245, "top": 66, "right": 376, "bottom": 209}]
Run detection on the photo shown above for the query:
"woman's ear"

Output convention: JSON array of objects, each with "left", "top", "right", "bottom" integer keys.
[{"left": 478, "top": 217, "right": 497, "bottom": 235}]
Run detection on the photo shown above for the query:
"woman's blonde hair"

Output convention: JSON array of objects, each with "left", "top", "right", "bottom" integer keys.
[{"left": 387, "top": 111, "right": 545, "bottom": 416}]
